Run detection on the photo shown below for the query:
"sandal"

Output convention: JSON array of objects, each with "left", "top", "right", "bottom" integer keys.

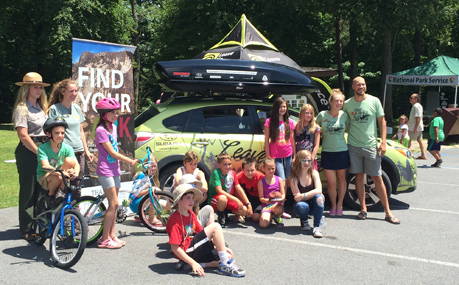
[
  {"left": 385, "top": 216, "right": 400, "bottom": 224},
  {"left": 357, "top": 211, "right": 367, "bottom": 220}
]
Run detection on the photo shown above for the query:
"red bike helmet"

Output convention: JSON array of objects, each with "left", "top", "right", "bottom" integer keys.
[{"left": 95, "top": 97, "right": 121, "bottom": 114}]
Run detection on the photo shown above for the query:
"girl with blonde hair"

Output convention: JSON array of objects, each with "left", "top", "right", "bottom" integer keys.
[{"left": 294, "top": 103, "right": 321, "bottom": 169}]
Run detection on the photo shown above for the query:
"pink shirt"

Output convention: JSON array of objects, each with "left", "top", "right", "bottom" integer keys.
[
  {"left": 264, "top": 118, "right": 295, "bottom": 158},
  {"left": 95, "top": 124, "right": 120, "bottom": 177}
]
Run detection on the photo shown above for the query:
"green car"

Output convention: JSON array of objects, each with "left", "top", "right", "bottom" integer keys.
[{"left": 135, "top": 95, "right": 417, "bottom": 211}]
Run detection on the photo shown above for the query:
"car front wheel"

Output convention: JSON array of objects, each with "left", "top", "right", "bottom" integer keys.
[{"left": 344, "top": 171, "right": 392, "bottom": 211}]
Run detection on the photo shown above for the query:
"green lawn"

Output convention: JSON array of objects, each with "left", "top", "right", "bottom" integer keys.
[{"left": 0, "top": 124, "right": 20, "bottom": 209}]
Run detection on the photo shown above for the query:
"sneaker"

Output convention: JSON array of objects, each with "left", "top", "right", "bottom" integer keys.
[
  {"left": 217, "top": 212, "right": 226, "bottom": 228},
  {"left": 329, "top": 209, "right": 337, "bottom": 216},
  {"left": 217, "top": 260, "right": 245, "bottom": 277},
  {"left": 273, "top": 216, "right": 284, "bottom": 228},
  {"left": 134, "top": 215, "right": 141, "bottom": 222},
  {"left": 431, "top": 161, "right": 439, "bottom": 167},
  {"left": 111, "top": 236, "right": 126, "bottom": 246},
  {"left": 313, "top": 227, "right": 324, "bottom": 238},
  {"left": 336, "top": 209, "right": 343, "bottom": 216},
  {"left": 437, "top": 159, "right": 443, "bottom": 167},
  {"left": 281, "top": 212, "right": 292, "bottom": 219},
  {"left": 98, "top": 238, "right": 122, "bottom": 249},
  {"left": 235, "top": 215, "right": 245, "bottom": 224},
  {"left": 300, "top": 220, "right": 311, "bottom": 231},
  {"left": 175, "top": 260, "right": 191, "bottom": 271},
  {"left": 54, "top": 188, "right": 66, "bottom": 204}
]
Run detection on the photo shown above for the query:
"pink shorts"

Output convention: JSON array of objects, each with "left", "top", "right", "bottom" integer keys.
[{"left": 210, "top": 194, "right": 239, "bottom": 212}]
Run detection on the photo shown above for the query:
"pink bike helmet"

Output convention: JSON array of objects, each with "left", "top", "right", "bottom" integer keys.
[{"left": 96, "top": 97, "right": 121, "bottom": 114}]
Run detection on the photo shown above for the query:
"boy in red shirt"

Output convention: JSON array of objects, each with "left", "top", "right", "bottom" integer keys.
[
  {"left": 236, "top": 158, "right": 265, "bottom": 222},
  {"left": 166, "top": 184, "right": 245, "bottom": 277}
]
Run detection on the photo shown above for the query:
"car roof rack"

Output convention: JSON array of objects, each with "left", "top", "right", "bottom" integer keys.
[{"left": 163, "top": 92, "right": 277, "bottom": 105}]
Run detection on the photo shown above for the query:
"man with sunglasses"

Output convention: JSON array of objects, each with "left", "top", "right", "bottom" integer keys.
[
  {"left": 408, "top": 94, "right": 427, "bottom": 159},
  {"left": 343, "top": 77, "right": 400, "bottom": 224}
]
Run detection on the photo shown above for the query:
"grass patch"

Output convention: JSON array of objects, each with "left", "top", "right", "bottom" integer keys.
[{"left": 0, "top": 124, "right": 20, "bottom": 209}]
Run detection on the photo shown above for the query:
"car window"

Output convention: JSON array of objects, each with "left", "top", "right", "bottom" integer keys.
[
  {"left": 163, "top": 111, "right": 189, "bottom": 132},
  {"left": 135, "top": 107, "right": 160, "bottom": 127},
  {"left": 200, "top": 106, "right": 251, "bottom": 134}
]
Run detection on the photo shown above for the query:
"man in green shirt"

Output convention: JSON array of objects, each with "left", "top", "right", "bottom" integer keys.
[
  {"left": 427, "top": 108, "right": 445, "bottom": 167},
  {"left": 343, "top": 77, "right": 400, "bottom": 224}
]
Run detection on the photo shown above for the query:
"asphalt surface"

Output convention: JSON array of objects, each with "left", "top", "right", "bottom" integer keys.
[{"left": 1, "top": 149, "right": 459, "bottom": 284}]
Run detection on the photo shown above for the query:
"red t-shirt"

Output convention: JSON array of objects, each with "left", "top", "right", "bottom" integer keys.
[
  {"left": 236, "top": 170, "right": 265, "bottom": 197},
  {"left": 166, "top": 209, "right": 203, "bottom": 253}
]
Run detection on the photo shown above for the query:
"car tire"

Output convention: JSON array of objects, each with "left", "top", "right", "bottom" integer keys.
[
  {"left": 344, "top": 171, "right": 392, "bottom": 211},
  {"left": 159, "top": 164, "right": 181, "bottom": 194}
]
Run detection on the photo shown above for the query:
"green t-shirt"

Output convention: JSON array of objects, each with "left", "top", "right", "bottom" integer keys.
[
  {"left": 207, "top": 168, "right": 237, "bottom": 205},
  {"left": 49, "top": 103, "right": 85, "bottom": 152},
  {"left": 429, "top": 116, "right": 445, "bottom": 142},
  {"left": 37, "top": 141, "right": 76, "bottom": 180},
  {"left": 343, "top": 95, "right": 384, "bottom": 148},
  {"left": 316, "top": 110, "right": 349, "bottom": 152}
]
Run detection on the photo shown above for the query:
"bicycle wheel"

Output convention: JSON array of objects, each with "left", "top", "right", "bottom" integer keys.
[
  {"left": 50, "top": 209, "right": 88, "bottom": 269},
  {"left": 138, "top": 191, "right": 174, "bottom": 233},
  {"left": 34, "top": 196, "right": 51, "bottom": 246},
  {"left": 74, "top": 196, "right": 105, "bottom": 245}
]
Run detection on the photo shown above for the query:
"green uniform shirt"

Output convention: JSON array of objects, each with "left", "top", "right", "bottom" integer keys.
[
  {"left": 429, "top": 116, "right": 445, "bottom": 142},
  {"left": 343, "top": 94, "right": 384, "bottom": 148},
  {"left": 316, "top": 110, "right": 349, "bottom": 152}
]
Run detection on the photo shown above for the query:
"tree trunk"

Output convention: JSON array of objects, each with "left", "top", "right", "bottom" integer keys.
[
  {"left": 349, "top": 20, "right": 358, "bottom": 92},
  {"left": 413, "top": 29, "right": 422, "bottom": 66},
  {"left": 130, "top": 0, "right": 140, "bottom": 115},
  {"left": 335, "top": 15, "right": 344, "bottom": 92},
  {"left": 381, "top": 25, "right": 393, "bottom": 122}
]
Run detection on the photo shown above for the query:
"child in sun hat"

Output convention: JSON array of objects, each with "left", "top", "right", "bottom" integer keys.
[{"left": 166, "top": 184, "right": 245, "bottom": 277}]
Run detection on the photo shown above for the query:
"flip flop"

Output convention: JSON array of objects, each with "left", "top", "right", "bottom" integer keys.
[
  {"left": 415, "top": 156, "right": 427, "bottom": 160},
  {"left": 385, "top": 216, "right": 400, "bottom": 224},
  {"left": 357, "top": 211, "right": 367, "bottom": 220}
]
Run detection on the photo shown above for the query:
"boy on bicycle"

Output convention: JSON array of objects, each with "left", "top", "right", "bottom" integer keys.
[
  {"left": 166, "top": 183, "right": 245, "bottom": 277},
  {"left": 37, "top": 117, "right": 79, "bottom": 204}
]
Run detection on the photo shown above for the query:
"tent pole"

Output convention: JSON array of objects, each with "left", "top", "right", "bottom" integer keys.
[{"left": 383, "top": 84, "right": 387, "bottom": 109}]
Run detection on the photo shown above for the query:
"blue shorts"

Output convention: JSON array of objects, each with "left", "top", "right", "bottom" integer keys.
[
  {"left": 320, "top": 150, "right": 350, "bottom": 170},
  {"left": 427, "top": 139, "right": 442, "bottom": 151}
]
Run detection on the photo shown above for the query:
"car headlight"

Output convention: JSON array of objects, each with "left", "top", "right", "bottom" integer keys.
[{"left": 394, "top": 146, "right": 413, "bottom": 159}]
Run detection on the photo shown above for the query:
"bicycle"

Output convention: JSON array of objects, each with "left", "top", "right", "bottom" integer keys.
[
  {"left": 75, "top": 147, "right": 174, "bottom": 245},
  {"left": 33, "top": 167, "right": 88, "bottom": 269}
]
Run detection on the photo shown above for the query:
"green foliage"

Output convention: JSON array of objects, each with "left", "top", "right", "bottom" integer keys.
[{"left": 0, "top": 125, "right": 20, "bottom": 209}]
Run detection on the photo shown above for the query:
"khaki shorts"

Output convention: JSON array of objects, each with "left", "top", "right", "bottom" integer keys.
[
  {"left": 38, "top": 173, "right": 51, "bottom": 191},
  {"left": 408, "top": 130, "right": 422, "bottom": 140},
  {"left": 348, "top": 144, "right": 382, "bottom": 177}
]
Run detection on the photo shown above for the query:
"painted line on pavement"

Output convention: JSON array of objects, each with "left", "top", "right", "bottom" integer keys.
[
  {"left": 418, "top": 181, "right": 458, "bottom": 187},
  {"left": 409, "top": 207, "right": 459, "bottom": 215},
  {"left": 226, "top": 231, "right": 459, "bottom": 269}
]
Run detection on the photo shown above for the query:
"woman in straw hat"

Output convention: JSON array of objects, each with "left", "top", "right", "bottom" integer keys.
[
  {"left": 12, "top": 72, "right": 49, "bottom": 240},
  {"left": 48, "top": 79, "right": 94, "bottom": 195}
]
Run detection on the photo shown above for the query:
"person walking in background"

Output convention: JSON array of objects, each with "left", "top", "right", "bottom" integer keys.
[
  {"left": 343, "top": 76, "right": 400, "bottom": 224},
  {"left": 408, "top": 93, "right": 427, "bottom": 159},
  {"left": 316, "top": 89, "right": 349, "bottom": 216},
  {"left": 294, "top": 103, "right": 321, "bottom": 170},
  {"left": 12, "top": 72, "right": 49, "bottom": 240},
  {"left": 392, "top": 115, "right": 410, "bottom": 147},
  {"left": 428, "top": 108, "right": 445, "bottom": 167},
  {"left": 48, "top": 79, "right": 94, "bottom": 196}
]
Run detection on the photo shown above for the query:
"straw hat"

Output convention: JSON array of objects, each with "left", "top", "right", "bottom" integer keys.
[
  {"left": 178, "top": 174, "right": 203, "bottom": 190},
  {"left": 172, "top": 184, "right": 202, "bottom": 209},
  {"left": 15, "top": 72, "right": 50, "bottom": 87}
]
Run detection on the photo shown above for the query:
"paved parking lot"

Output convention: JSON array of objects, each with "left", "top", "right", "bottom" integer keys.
[{"left": 1, "top": 149, "right": 459, "bottom": 284}]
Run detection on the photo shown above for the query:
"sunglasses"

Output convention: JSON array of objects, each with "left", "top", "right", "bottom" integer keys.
[{"left": 301, "top": 159, "right": 312, "bottom": 164}]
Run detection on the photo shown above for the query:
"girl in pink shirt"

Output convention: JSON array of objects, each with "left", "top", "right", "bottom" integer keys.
[{"left": 95, "top": 98, "right": 137, "bottom": 249}]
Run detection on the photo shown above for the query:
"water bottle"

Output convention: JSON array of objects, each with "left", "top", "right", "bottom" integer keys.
[{"left": 319, "top": 216, "right": 326, "bottom": 235}]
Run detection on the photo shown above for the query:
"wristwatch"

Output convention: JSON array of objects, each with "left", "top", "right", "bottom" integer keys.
[{"left": 245, "top": 202, "right": 251, "bottom": 207}]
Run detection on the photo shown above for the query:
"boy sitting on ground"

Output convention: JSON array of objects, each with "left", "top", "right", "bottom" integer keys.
[
  {"left": 175, "top": 150, "right": 208, "bottom": 203},
  {"left": 236, "top": 158, "right": 265, "bottom": 223},
  {"left": 207, "top": 153, "right": 247, "bottom": 227},
  {"left": 166, "top": 184, "right": 245, "bottom": 277},
  {"left": 37, "top": 117, "right": 79, "bottom": 203}
]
